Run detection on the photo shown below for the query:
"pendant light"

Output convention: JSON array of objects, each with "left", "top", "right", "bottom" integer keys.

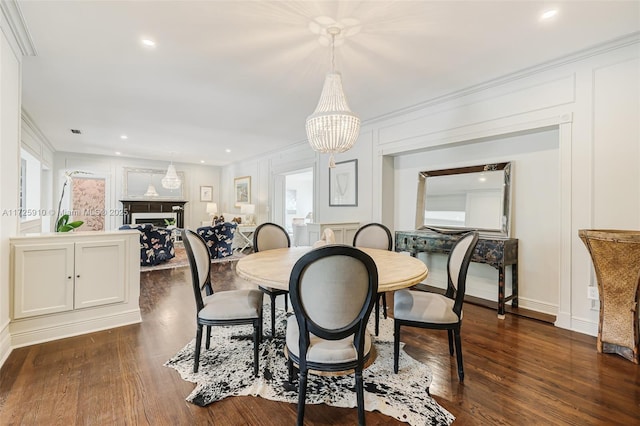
[
  {"left": 144, "top": 183, "right": 159, "bottom": 197},
  {"left": 306, "top": 26, "right": 360, "bottom": 168},
  {"left": 161, "top": 161, "right": 181, "bottom": 190}
]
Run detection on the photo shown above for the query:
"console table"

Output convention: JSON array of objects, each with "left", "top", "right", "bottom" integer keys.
[{"left": 395, "top": 230, "right": 518, "bottom": 318}]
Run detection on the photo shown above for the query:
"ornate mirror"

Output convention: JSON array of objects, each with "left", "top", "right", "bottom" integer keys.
[{"left": 416, "top": 162, "right": 512, "bottom": 236}]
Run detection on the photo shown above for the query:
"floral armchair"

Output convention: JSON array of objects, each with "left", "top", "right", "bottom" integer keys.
[
  {"left": 119, "top": 223, "right": 176, "bottom": 266},
  {"left": 197, "top": 222, "right": 237, "bottom": 259}
]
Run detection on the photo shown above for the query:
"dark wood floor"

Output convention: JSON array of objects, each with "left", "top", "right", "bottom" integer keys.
[{"left": 1, "top": 262, "right": 639, "bottom": 425}]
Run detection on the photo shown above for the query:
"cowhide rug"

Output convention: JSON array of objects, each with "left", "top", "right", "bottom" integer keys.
[{"left": 165, "top": 305, "right": 455, "bottom": 425}]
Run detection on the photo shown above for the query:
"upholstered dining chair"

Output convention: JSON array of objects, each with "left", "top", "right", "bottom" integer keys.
[
  {"left": 393, "top": 230, "right": 479, "bottom": 382},
  {"left": 286, "top": 245, "right": 378, "bottom": 426},
  {"left": 182, "top": 229, "right": 263, "bottom": 375},
  {"left": 253, "top": 222, "right": 291, "bottom": 337},
  {"left": 353, "top": 223, "right": 393, "bottom": 336}
]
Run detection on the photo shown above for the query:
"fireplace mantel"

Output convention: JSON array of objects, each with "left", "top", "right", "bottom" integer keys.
[{"left": 120, "top": 200, "right": 187, "bottom": 228}]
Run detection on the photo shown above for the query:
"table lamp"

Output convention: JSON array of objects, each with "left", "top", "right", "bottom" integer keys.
[
  {"left": 241, "top": 204, "right": 255, "bottom": 225},
  {"left": 206, "top": 202, "right": 218, "bottom": 225}
]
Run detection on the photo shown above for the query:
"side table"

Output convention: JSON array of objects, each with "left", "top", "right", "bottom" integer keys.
[{"left": 235, "top": 225, "right": 257, "bottom": 253}]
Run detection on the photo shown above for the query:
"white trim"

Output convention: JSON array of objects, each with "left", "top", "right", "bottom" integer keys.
[
  {"left": 0, "top": 320, "right": 12, "bottom": 368},
  {"left": 569, "top": 316, "right": 599, "bottom": 337},
  {"left": 0, "top": 0, "right": 37, "bottom": 56},
  {"left": 22, "top": 109, "right": 55, "bottom": 154},
  {"left": 9, "top": 309, "right": 141, "bottom": 348}
]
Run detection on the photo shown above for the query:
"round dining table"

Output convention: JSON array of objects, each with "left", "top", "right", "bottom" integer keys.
[{"left": 236, "top": 246, "right": 428, "bottom": 292}]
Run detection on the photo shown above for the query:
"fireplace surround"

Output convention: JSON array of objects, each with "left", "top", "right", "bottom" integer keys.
[{"left": 121, "top": 200, "right": 187, "bottom": 228}]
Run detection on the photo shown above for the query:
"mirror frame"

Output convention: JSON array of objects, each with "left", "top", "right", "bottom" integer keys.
[
  {"left": 415, "top": 162, "right": 512, "bottom": 237},
  {"left": 123, "top": 167, "right": 186, "bottom": 200}
]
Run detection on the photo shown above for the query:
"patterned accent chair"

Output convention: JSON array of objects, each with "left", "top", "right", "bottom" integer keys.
[
  {"left": 196, "top": 222, "right": 238, "bottom": 259},
  {"left": 119, "top": 223, "right": 176, "bottom": 266}
]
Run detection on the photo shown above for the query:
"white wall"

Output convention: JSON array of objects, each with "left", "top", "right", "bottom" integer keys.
[
  {"left": 394, "top": 129, "right": 560, "bottom": 313},
  {"left": 224, "top": 34, "right": 640, "bottom": 338},
  {"left": 53, "top": 152, "right": 221, "bottom": 231},
  {"left": 0, "top": 10, "right": 23, "bottom": 366}
]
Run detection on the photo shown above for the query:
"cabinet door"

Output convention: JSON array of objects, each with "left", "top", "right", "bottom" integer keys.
[
  {"left": 74, "top": 239, "right": 126, "bottom": 309},
  {"left": 13, "top": 242, "right": 75, "bottom": 319}
]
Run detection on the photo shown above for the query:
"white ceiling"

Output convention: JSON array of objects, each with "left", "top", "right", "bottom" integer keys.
[{"left": 17, "top": 1, "right": 640, "bottom": 166}]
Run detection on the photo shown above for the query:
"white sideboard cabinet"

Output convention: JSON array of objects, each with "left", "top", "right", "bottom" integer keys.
[
  {"left": 306, "top": 222, "right": 360, "bottom": 245},
  {"left": 10, "top": 231, "right": 141, "bottom": 347}
]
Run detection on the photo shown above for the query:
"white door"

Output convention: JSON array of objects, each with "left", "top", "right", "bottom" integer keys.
[
  {"left": 13, "top": 242, "right": 75, "bottom": 318},
  {"left": 74, "top": 239, "right": 126, "bottom": 309}
]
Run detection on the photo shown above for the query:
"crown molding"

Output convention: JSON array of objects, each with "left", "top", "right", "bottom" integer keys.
[
  {"left": 0, "top": 0, "right": 37, "bottom": 56},
  {"left": 21, "top": 108, "right": 55, "bottom": 152},
  {"left": 365, "top": 31, "right": 640, "bottom": 126}
]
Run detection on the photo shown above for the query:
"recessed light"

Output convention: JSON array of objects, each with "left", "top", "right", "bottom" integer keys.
[
  {"left": 120, "top": 134, "right": 128, "bottom": 140},
  {"left": 200, "top": 160, "right": 205, "bottom": 163},
  {"left": 225, "top": 149, "right": 231, "bottom": 153},
  {"left": 141, "top": 38, "right": 156, "bottom": 47},
  {"left": 540, "top": 9, "right": 558, "bottom": 21},
  {"left": 115, "top": 152, "right": 121, "bottom": 156},
  {"left": 70, "top": 129, "right": 81, "bottom": 134}
]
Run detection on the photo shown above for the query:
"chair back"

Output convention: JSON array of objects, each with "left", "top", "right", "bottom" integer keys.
[
  {"left": 253, "top": 222, "right": 290, "bottom": 252},
  {"left": 447, "top": 231, "right": 479, "bottom": 314},
  {"left": 182, "top": 229, "right": 212, "bottom": 311},
  {"left": 289, "top": 246, "right": 378, "bottom": 354},
  {"left": 353, "top": 223, "right": 392, "bottom": 251}
]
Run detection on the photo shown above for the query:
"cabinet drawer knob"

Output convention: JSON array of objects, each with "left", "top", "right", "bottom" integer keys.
[
  {"left": 67, "top": 276, "right": 72, "bottom": 279},
  {"left": 76, "top": 275, "right": 80, "bottom": 278}
]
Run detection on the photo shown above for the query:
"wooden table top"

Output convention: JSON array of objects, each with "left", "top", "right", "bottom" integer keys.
[{"left": 236, "top": 246, "right": 428, "bottom": 292}]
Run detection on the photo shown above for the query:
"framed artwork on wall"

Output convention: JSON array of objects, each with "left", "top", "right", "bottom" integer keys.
[
  {"left": 234, "top": 176, "right": 251, "bottom": 207},
  {"left": 329, "top": 159, "right": 358, "bottom": 206},
  {"left": 200, "top": 185, "right": 213, "bottom": 202}
]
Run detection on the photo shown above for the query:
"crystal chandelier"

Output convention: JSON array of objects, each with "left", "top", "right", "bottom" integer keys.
[
  {"left": 161, "top": 161, "right": 181, "bottom": 189},
  {"left": 306, "top": 26, "right": 360, "bottom": 168},
  {"left": 144, "top": 183, "right": 159, "bottom": 197}
]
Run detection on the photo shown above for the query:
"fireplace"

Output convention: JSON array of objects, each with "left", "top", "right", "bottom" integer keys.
[
  {"left": 131, "top": 212, "right": 177, "bottom": 227},
  {"left": 120, "top": 200, "right": 187, "bottom": 228}
]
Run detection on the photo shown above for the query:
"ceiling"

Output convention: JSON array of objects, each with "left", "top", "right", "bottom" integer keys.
[{"left": 17, "top": 1, "right": 640, "bottom": 167}]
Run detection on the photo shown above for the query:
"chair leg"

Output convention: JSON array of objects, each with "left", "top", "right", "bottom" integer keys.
[
  {"left": 284, "top": 293, "right": 288, "bottom": 312},
  {"left": 287, "top": 358, "right": 294, "bottom": 384},
  {"left": 454, "top": 327, "right": 464, "bottom": 382},
  {"left": 381, "top": 292, "right": 387, "bottom": 319},
  {"left": 374, "top": 299, "right": 380, "bottom": 336},
  {"left": 270, "top": 293, "right": 277, "bottom": 337},
  {"left": 393, "top": 320, "right": 400, "bottom": 373},
  {"left": 253, "top": 320, "right": 260, "bottom": 377},
  {"left": 205, "top": 325, "right": 211, "bottom": 350},
  {"left": 355, "top": 368, "right": 365, "bottom": 426},
  {"left": 194, "top": 324, "right": 203, "bottom": 373},
  {"left": 297, "top": 369, "right": 308, "bottom": 426},
  {"left": 447, "top": 329, "right": 454, "bottom": 356}
]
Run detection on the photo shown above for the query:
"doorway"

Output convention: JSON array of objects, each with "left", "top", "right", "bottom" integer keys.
[{"left": 274, "top": 168, "right": 314, "bottom": 245}]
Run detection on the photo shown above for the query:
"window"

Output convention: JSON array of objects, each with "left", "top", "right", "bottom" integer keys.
[{"left": 20, "top": 148, "right": 41, "bottom": 222}]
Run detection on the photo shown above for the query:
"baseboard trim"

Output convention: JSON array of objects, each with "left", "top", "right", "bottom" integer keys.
[
  {"left": 567, "top": 316, "right": 598, "bottom": 337},
  {"left": 0, "top": 320, "right": 12, "bottom": 369},
  {"left": 9, "top": 309, "right": 142, "bottom": 348}
]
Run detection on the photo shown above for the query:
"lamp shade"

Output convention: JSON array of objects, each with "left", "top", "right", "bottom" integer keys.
[
  {"left": 206, "top": 202, "right": 218, "bottom": 215},
  {"left": 240, "top": 204, "right": 255, "bottom": 215},
  {"left": 161, "top": 163, "right": 182, "bottom": 189}
]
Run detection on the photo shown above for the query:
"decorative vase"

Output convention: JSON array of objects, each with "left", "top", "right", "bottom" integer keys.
[{"left": 579, "top": 229, "right": 640, "bottom": 364}]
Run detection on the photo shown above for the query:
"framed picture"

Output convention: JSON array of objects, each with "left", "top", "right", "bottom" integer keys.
[
  {"left": 200, "top": 186, "right": 213, "bottom": 202},
  {"left": 234, "top": 176, "right": 251, "bottom": 207},
  {"left": 329, "top": 159, "right": 358, "bottom": 206}
]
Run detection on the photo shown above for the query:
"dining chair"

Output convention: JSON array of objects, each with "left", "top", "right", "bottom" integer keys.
[
  {"left": 253, "top": 222, "right": 291, "bottom": 337},
  {"left": 353, "top": 223, "right": 393, "bottom": 336},
  {"left": 182, "top": 229, "right": 263, "bottom": 375},
  {"left": 393, "top": 230, "right": 479, "bottom": 382},
  {"left": 286, "top": 245, "right": 378, "bottom": 426}
]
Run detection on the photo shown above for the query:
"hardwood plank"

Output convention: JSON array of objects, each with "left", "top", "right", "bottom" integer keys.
[{"left": 1, "top": 262, "right": 639, "bottom": 425}]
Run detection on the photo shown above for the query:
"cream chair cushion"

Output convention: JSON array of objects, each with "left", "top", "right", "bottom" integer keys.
[
  {"left": 394, "top": 289, "right": 462, "bottom": 324},
  {"left": 200, "top": 289, "right": 263, "bottom": 320},
  {"left": 285, "top": 315, "right": 372, "bottom": 364}
]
